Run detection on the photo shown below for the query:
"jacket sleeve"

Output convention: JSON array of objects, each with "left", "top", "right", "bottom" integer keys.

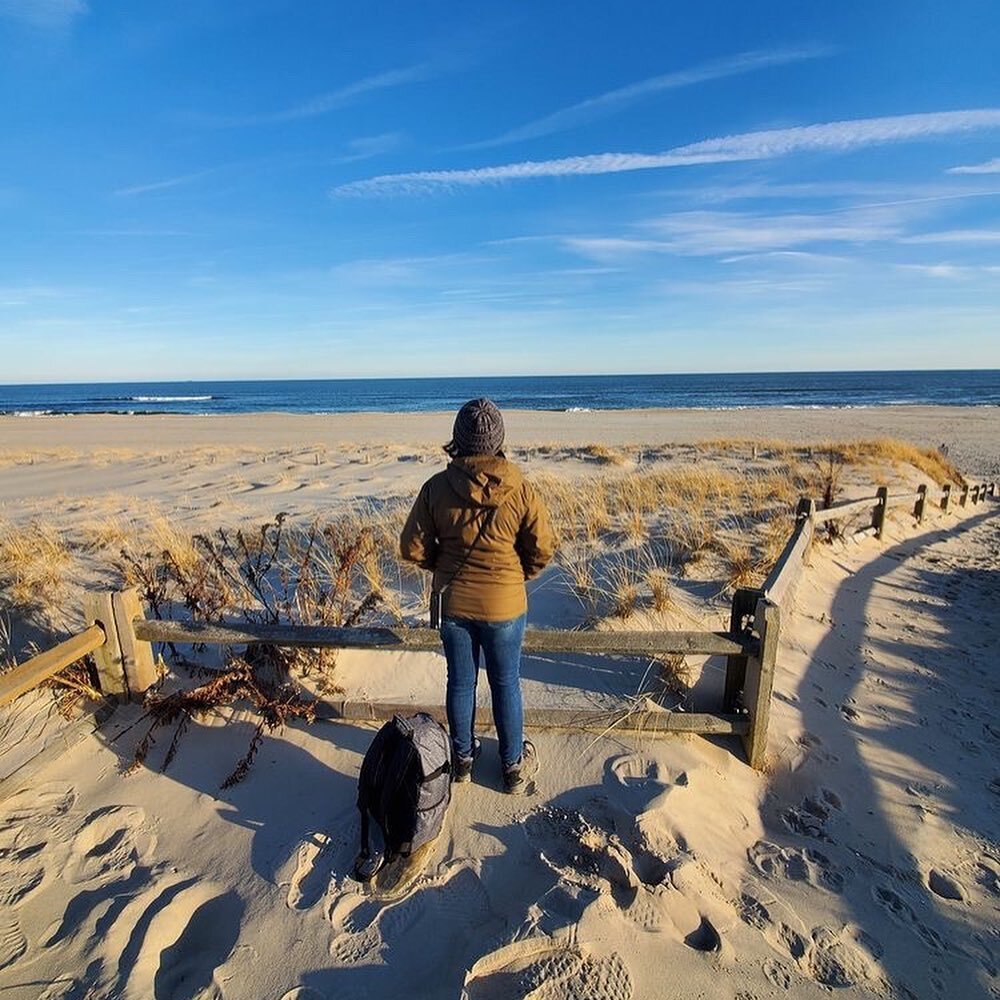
[
  {"left": 516, "top": 481, "right": 556, "bottom": 580},
  {"left": 400, "top": 481, "right": 438, "bottom": 570}
]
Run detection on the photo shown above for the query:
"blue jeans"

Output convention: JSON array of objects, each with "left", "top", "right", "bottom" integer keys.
[{"left": 440, "top": 614, "right": 527, "bottom": 768}]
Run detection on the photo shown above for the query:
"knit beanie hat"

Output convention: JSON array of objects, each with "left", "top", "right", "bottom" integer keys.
[{"left": 448, "top": 398, "right": 505, "bottom": 457}]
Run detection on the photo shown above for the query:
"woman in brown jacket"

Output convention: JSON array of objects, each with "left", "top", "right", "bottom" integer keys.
[{"left": 400, "top": 398, "right": 555, "bottom": 793}]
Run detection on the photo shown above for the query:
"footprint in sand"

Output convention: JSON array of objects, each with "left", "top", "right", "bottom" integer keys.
[
  {"left": 974, "top": 860, "right": 1000, "bottom": 897},
  {"left": 605, "top": 755, "right": 673, "bottom": 814},
  {"left": 748, "top": 840, "right": 845, "bottom": 893},
  {"left": 927, "top": 868, "right": 967, "bottom": 902},
  {"left": 758, "top": 921, "right": 885, "bottom": 991},
  {"left": 64, "top": 805, "right": 156, "bottom": 887},
  {"left": 622, "top": 886, "right": 672, "bottom": 934},
  {"left": 608, "top": 753, "right": 665, "bottom": 789},
  {"left": 0, "top": 782, "right": 76, "bottom": 830},
  {"left": 330, "top": 923, "right": 383, "bottom": 965},
  {"left": 779, "top": 789, "right": 842, "bottom": 842},
  {"left": 329, "top": 865, "right": 493, "bottom": 970},
  {"left": 804, "top": 925, "right": 884, "bottom": 989},
  {"left": 463, "top": 939, "right": 634, "bottom": 1000},
  {"left": 762, "top": 956, "right": 793, "bottom": 990},
  {"left": 872, "top": 885, "right": 948, "bottom": 952},
  {"left": 286, "top": 832, "right": 333, "bottom": 910}
]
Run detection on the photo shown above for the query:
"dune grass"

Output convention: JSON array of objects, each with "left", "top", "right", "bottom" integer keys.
[
  {"left": 0, "top": 521, "right": 73, "bottom": 625},
  {"left": 0, "top": 435, "right": 971, "bottom": 652},
  {"left": 0, "top": 434, "right": 978, "bottom": 782}
]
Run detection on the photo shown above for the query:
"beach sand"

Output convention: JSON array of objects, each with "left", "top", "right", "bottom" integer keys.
[
  {"left": 0, "top": 409, "right": 998, "bottom": 999},
  {"left": 2, "top": 405, "right": 999, "bottom": 476}
]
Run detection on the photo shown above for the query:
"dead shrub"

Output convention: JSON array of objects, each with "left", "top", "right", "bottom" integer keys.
[{"left": 117, "top": 513, "right": 380, "bottom": 783}]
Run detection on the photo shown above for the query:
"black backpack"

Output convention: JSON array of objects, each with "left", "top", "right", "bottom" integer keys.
[{"left": 353, "top": 713, "right": 452, "bottom": 881}]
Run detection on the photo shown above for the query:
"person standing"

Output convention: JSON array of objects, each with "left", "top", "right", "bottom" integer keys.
[{"left": 400, "top": 398, "right": 555, "bottom": 793}]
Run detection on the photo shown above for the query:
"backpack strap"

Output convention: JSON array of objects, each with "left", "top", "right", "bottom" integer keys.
[{"left": 435, "top": 504, "right": 498, "bottom": 600}]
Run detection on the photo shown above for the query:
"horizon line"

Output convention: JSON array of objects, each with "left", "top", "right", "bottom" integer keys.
[{"left": 2, "top": 365, "right": 999, "bottom": 388}]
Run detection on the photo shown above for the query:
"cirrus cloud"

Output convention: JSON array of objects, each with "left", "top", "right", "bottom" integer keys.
[{"left": 333, "top": 108, "right": 1000, "bottom": 197}]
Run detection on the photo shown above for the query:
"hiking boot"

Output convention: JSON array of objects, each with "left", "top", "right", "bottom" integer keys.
[
  {"left": 503, "top": 740, "right": 538, "bottom": 795},
  {"left": 452, "top": 737, "right": 481, "bottom": 783}
]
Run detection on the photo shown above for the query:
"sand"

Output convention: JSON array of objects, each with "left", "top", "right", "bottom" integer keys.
[
  {"left": 0, "top": 409, "right": 998, "bottom": 1000},
  {"left": 2, "top": 405, "right": 999, "bottom": 477}
]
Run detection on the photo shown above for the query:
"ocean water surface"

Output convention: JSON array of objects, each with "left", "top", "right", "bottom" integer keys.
[{"left": 2, "top": 371, "right": 998, "bottom": 416}]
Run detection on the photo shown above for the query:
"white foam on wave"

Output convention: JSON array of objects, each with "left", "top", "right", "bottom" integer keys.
[{"left": 131, "top": 395, "right": 214, "bottom": 403}]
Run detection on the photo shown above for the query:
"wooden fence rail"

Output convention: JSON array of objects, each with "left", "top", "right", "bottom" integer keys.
[
  {"left": 2, "top": 477, "right": 995, "bottom": 773},
  {"left": 0, "top": 624, "right": 106, "bottom": 709},
  {"left": 133, "top": 620, "right": 750, "bottom": 657}
]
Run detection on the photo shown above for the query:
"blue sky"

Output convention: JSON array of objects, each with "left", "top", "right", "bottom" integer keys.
[{"left": 2, "top": 1, "right": 999, "bottom": 382}]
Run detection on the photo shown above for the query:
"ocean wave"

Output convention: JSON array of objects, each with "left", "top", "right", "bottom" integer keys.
[{"left": 130, "top": 395, "right": 214, "bottom": 403}]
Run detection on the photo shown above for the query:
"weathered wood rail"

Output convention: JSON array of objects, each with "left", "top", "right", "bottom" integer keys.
[{"left": 2, "top": 477, "right": 995, "bottom": 773}]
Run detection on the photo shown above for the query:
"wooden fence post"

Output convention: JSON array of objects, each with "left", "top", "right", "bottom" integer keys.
[
  {"left": 724, "top": 587, "right": 762, "bottom": 712},
  {"left": 111, "top": 589, "right": 158, "bottom": 698},
  {"left": 959, "top": 484, "right": 969, "bottom": 507},
  {"left": 914, "top": 484, "right": 927, "bottom": 523},
  {"left": 81, "top": 592, "right": 127, "bottom": 697},
  {"left": 743, "top": 598, "right": 780, "bottom": 770},
  {"left": 972, "top": 485, "right": 980, "bottom": 505},
  {"left": 940, "top": 484, "right": 951, "bottom": 512},
  {"left": 796, "top": 497, "right": 816, "bottom": 563},
  {"left": 872, "top": 486, "right": 888, "bottom": 538}
]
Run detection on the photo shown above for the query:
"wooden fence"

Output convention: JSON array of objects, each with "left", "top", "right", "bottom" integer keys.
[{"left": 1, "top": 478, "right": 996, "bottom": 774}]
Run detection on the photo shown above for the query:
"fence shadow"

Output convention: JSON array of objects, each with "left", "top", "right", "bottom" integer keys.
[{"left": 765, "top": 507, "right": 998, "bottom": 995}]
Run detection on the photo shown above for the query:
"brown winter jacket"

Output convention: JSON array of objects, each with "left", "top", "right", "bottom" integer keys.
[{"left": 399, "top": 455, "right": 556, "bottom": 622}]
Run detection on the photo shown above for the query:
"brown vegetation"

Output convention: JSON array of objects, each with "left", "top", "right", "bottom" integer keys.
[
  {"left": 0, "top": 521, "right": 73, "bottom": 626},
  {"left": 0, "top": 434, "right": 973, "bottom": 780}
]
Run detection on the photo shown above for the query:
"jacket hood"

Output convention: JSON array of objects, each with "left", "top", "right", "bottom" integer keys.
[{"left": 445, "top": 455, "right": 523, "bottom": 508}]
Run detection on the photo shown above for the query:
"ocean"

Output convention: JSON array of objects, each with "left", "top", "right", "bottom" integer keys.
[{"left": 1, "top": 371, "right": 998, "bottom": 416}]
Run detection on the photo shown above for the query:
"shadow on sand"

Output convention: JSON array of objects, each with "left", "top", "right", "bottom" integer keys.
[{"left": 759, "top": 507, "right": 999, "bottom": 997}]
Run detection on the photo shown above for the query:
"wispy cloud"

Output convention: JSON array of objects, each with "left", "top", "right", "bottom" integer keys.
[
  {"left": 332, "top": 132, "right": 404, "bottom": 165},
  {"left": 563, "top": 208, "right": 903, "bottom": 261},
  {"left": 900, "top": 229, "right": 1000, "bottom": 244},
  {"left": 947, "top": 157, "right": 1000, "bottom": 174},
  {"left": 114, "top": 168, "right": 222, "bottom": 197},
  {"left": 333, "top": 108, "right": 1000, "bottom": 197},
  {"left": 192, "top": 64, "right": 433, "bottom": 128},
  {"left": 897, "top": 263, "right": 1000, "bottom": 278},
  {"left": 0, "top": 0, "right": 87, "bottom": 29},
  {"left": 659, "top": 179, "right": 1000, "bottom": 206},
  {"left": 462, "top": 46, "right": 831, "bottom": 149}
]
